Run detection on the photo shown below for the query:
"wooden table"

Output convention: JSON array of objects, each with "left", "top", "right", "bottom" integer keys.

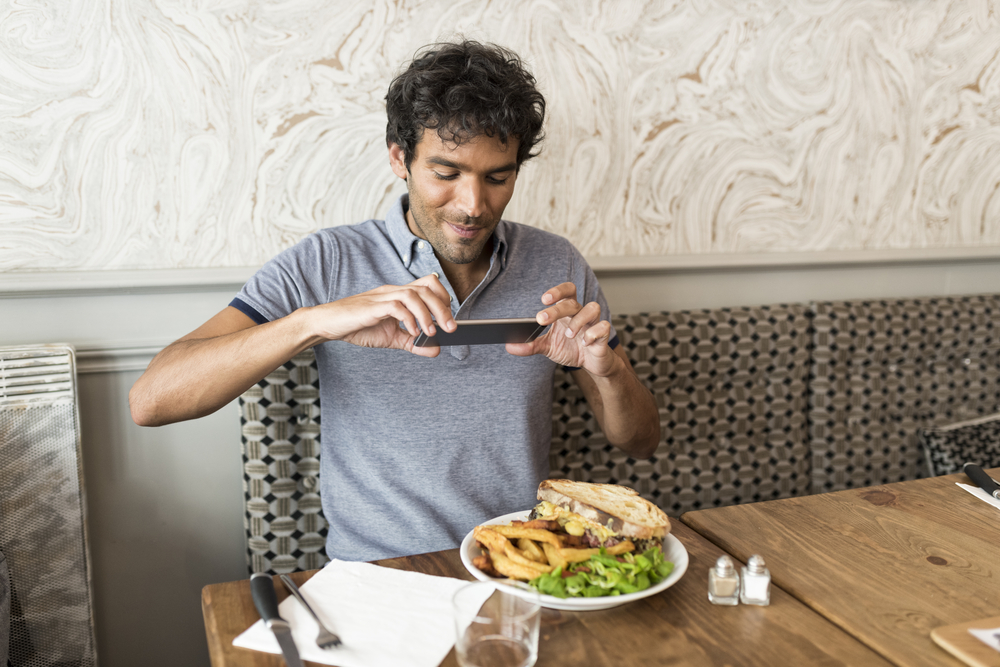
[
  {"left": 681, "top": 468, "right": 1000, "bottom": 667},
  {"left": 202, "top": 521, "right": 891, "bottom": 666}
]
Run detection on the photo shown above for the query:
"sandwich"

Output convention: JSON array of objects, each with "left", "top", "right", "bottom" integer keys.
[{"left": 528, "top": 479, "right": 671, "bottom": 553}]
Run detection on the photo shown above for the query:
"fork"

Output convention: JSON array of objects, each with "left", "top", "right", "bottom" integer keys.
[{"left": 278, "top": 574, "right": 343, "bottom": 649}]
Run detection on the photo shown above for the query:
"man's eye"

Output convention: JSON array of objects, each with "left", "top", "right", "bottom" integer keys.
[
  {"left": 488, "top": 176, "right": 510, "bottom": 185},
  {"left": 434, "top": 172, "right": 458, "bottom": 180}
]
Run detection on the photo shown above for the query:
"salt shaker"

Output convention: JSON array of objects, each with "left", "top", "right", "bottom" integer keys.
[
  {"left": 740, "top": 554, "right": 770, "bottom": 606},
  {"left": 708, "top": 555, "right": 740, "bottom": 605}
]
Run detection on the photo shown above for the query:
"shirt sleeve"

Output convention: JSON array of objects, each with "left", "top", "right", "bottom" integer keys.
[
  {"left": 233, "top": 232, "right": 336, "bottom": 323},
  {"left": 229, "top": 297, "right": 269, "bottom": 324}
]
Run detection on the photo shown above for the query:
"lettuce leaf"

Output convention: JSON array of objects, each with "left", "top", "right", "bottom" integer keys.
[{"left": 528, "top": 548, "right": 674, "bottom": 599}]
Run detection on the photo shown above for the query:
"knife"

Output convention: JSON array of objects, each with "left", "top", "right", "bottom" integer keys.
[
  {"left": 250, "top": 573, "right": 304, "bottom": 667},
  {"left": 962, "top": 462, "right": 1000, "bottom": 500}
]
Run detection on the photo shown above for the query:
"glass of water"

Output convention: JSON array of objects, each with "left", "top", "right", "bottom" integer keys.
[{"left": 453, "top": 582, "right": 541, "bottom": 667}]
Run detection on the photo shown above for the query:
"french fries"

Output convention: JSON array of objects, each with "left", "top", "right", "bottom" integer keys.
[
  {"left": 517, "top": 538, "right": 546, "bottom": 563},
  {"left": 541, "top": 542, "right": 567, "bottom": 570},
  {"left": 472, "top": 553, "right": 500, "bottom": 577},
  {"left": 487, "top": 525, "right": 563, "bottom": 547},
  {"left": 473, "top": 522, "right": 637, "bottom": 582},
  {"left": 474, "top": 525, "right": 555, "bottom": 574},
  {"left": 491, "top": 550, "right": 550, "bottom": 580}
]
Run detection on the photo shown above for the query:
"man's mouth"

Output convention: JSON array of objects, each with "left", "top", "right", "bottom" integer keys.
[{"left": 447, "top": 222, "right": 480, "bottom": 239}]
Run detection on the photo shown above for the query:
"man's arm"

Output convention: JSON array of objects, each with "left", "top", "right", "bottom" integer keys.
[
  {"left": 505, "top": 283, "right": 661, "bottom": 458},
  {"left": 129, "top": 306, "right": 313, "bottom": 426},
  {"left": 567, "top": 345, "right": 661, "bottom": 458},
  {"left": 129, "top": 276, "right": 456, "bottom": 427}
]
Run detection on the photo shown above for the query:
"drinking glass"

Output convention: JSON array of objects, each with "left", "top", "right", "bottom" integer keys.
[{"left": 453, "top": 582, "right": 541, "bottom": 667}]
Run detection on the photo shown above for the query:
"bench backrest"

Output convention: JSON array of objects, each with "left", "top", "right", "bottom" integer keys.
[{"left": 238, "top": 295, "right": 1000, "bottom": 574}]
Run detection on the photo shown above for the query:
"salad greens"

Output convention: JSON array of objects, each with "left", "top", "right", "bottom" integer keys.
[{"left": 528, "top": 548, "right": 674, "bottom": 598}]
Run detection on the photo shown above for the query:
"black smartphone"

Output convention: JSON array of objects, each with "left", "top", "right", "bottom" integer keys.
[{"left": 413, "top": 317, "right": 547, "bottom": 347}]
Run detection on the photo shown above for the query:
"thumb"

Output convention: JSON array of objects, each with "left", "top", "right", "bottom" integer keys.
[{"left": 505, "top": 341, "right": 538, "bottom": 357}]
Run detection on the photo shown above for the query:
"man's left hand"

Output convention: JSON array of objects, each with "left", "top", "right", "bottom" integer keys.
[{"left": 505, "top": 282, "right": 620, "bottom": 376}]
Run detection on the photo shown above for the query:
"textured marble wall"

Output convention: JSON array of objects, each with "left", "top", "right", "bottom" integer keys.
[{"left": 1, "top": 0, "right": 998, "bottom": 272}]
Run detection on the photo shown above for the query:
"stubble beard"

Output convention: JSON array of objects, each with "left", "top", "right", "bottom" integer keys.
[{"left": 408, "top": 197, "right": 496, "bottom": 266}]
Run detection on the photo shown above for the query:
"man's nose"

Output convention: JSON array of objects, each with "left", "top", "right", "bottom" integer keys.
[{"left": 456, "top": 178, "right": 487, "bottom": 219}]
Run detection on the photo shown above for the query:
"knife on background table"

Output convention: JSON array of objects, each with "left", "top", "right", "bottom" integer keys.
[
  {"left": 963, "top": 462, "right": 1000, "bottom": 500},
  {"left": 250, "top": 573, "right": 304, "bottom": 667}
]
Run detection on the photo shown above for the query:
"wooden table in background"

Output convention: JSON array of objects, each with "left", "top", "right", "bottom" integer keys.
[
  {"left": 681, "top": 468, "right": 1000, "bottom": 667},
  {"left": 202, "top": 522, "right": 891, "bottom": 666}
]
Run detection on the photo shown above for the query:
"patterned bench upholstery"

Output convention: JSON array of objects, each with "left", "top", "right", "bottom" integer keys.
[
  {"left": 549, "top": 307, "right": 814, "bottom": 515},
  {"left": 239, "top": 351, "right": 325, "bottom": 575},
  {"left": 808, "top": 295, "right": 1000, "bottom": 492},
  {"left": 239, "top": 295, "right": 1000, "bottom": 574}
]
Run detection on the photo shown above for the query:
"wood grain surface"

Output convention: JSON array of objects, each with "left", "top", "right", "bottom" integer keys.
[
  {"left": 681, "top": 468, "right": 1000, "bottom": 667},
  {"left": 202, "top": 522, "right": 891, "bottom": 666}
]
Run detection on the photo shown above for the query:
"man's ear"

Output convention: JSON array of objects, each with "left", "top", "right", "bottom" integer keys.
[{"left": 388, "top": 143, "right": 408, "bottom": 180}]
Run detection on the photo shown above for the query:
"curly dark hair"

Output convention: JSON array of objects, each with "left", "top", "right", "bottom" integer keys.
[{"left": 385, "top": 40, "right": 546, "bottom": 171}]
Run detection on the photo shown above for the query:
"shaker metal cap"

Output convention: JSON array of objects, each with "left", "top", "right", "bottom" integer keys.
[
  {"left": 714, "top": 554, "right": 735, "bottom": 575},
  {"left": 747, "top": 554, "right": 766, "bottom": 573}
]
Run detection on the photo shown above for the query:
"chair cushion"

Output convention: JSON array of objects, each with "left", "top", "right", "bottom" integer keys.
[
  {"left": 919, "top": 413, "right": 1000, "bottom": 476},
  {"left": 240, "top": 351, "right": 328, "bottom": 575}
]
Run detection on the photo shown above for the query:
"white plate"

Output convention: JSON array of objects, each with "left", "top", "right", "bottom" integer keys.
[{"left": 459, "top": 510, "right": 689, "bottom": 611}]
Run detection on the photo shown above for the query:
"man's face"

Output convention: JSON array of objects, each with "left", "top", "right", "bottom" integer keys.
[{"left": 389, "top": 130, "right": 519, "bottom": 267}]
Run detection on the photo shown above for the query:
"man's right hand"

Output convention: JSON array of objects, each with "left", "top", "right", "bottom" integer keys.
[
  {"left": 313, "top": 274, "right": 457, "bottom": 356},
  {"left": 129, "top": 274, "right": 456, "bottom": 426}
]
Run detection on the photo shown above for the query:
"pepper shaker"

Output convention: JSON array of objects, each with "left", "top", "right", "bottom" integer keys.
[
  {"left": 708, "top": 555, "right": 740, "bottom": 605},
  {"left": 740, "top": 554, "right": 770, "bottom": 606}
]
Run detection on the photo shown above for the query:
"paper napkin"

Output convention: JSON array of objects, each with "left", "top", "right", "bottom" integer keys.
[
  {"left": 955, "top": 482, "right": 1000, "bottom": 513},
  {"left": 233, "top": 560, "right": 491, "bottom": 667},
  {"left": 968, "top": 627, "right": 1000, "bottom": 653}
]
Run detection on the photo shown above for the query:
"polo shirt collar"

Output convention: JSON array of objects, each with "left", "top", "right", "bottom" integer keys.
[{"left": 386, "top": 194, "right": 509, "bottom": 270}]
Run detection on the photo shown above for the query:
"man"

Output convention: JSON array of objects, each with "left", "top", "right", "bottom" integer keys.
[{"left": 130, "top": 40, "right": 659, "bottom": 561}]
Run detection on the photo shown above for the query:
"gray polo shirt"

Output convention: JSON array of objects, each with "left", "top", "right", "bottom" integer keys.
[{"left": 233, "top": 194, "right": 615, "bottom": 561}]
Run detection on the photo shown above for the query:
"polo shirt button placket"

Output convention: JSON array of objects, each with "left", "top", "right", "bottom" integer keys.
[{"left": 450, "top": 283, "right": 468, "bottom": 360}]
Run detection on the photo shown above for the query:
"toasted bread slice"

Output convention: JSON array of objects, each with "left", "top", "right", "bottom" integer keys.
[{"left": 537, "top": 479, "right": 670, "bottom": 540}]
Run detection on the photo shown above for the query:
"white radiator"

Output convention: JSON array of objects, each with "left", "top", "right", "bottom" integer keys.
[{"left": 0, "top": 344, "right": 98, "bottom": 667}]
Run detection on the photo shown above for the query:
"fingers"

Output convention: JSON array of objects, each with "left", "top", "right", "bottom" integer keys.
[
  {"left": 560, "top": 301, "right": 604, "bottom": 341},
  {"left": 507, "top": 309, "right": 611, "bottom": 368},
  {"left": 407, "top": 274, "right": 456, "bottom": 334},
  {"left": 539, "top": 298, "right": 603, "bottom": 342},
  {"left": 325, "top": 274, "right": 456, "bottom": 350},
  {"left": 574, "top": 318, "right": 612, "bottom": 347},
  {"left": 536, "top": 283, "right": 611, "bottom": 345},
  {"left": 381, "top": 298, "right": 429, "bottom": 338},
  {"left": 537, "top": 282, "right": 581, "bottom": 326},
  {"left": 406, "top": 339, "right": 442, "bottom": 358},
  {"left": 540, "top": 282, "right": 577, "bottom": 307},
  {"left": 369, "top": 275, "right": 454, "bottom": 338},
  {"left": 505, "top": 341, "right": 536, "bottom": 357}
]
